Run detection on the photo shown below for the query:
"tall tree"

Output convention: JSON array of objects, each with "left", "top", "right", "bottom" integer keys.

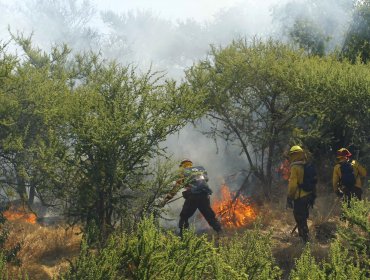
[
  {"left": 273, "top": 0, "right": 353, "bottom": 53},
  {"left": 342, "top": 0, "right": 370, "bottom": 63},
  {"left": 288, "top": 19, "right": 329, "bottom": 56},
  {"left": 56, "top": 53, "right": 207, "bottom": 239},
  {"left": 0, "top": 37, "right": 70, "bottom": 205},
  {"left": 186, "top": 39, "right": 370, "bottom": 196},
  {"left": 186, "top": 40, "right": 313, "bottom": 198}
]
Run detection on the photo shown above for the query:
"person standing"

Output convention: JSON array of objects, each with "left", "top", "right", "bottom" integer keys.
[
  {"left": 286, "top": 146, "right": 317, "bottom": 243},
  {"left": 332, "top": 148, "right": 367, "bottom": 204}
]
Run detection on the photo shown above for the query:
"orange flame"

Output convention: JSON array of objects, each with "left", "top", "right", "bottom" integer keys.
[
  {"left": 3, "top": 206, "right": 37, "bottom": 224},
  {"left": 212, "top": 184, "right": 257, "bottom": 229},
  {"left": 277, "top": 159, "right": 290, "bottom": 181}
]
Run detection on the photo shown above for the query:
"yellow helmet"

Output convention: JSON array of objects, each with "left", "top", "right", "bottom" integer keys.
[
  {"left": 289, "top": 145, "right": 303, "bottom": 154},
  {"left": 179, "top": 158, "right": 193, "bottom": 168}
]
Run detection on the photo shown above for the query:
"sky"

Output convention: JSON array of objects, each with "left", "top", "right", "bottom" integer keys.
[{"left": 94, "top": 0, "right": 243, "bottom": 23}]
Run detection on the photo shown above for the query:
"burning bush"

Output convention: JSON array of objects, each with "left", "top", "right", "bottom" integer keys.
[{"left": 212, "top": 184, "right": 257, "bottom": 229}]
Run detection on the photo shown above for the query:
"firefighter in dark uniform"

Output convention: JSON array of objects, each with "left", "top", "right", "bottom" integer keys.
[
  {"left": 286, "top": 146, "right": 315, "bottom": 243},
  {"left": 167, "top": 159, "right": 222, "bottom": 236}
]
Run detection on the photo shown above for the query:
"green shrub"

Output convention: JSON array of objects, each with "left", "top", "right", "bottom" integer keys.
[
  {"left": 61, "top": 216, "right": 280, "bottom": 279},
  {"left": 322, "top": 240, "right": 367, "bottom": 280},
  {"left": 289, "top": 246, "right": 325, "bottom": 280},
  {"left": 0, "top": 252, "right": 9, "bottom": 280},
  {"left": 289, "top": 241, "right": 368, "bottom": 280},
  {"left": 336, "top": 198, "right": 370, "bottom": 276},
  {"left": 338, "top": 198, "right": 370, "bottom": 254},
  {"left": 60, "top": 238, "right": 124, "bottom": 280},
  {"left": 218, "top": 228, "right": 281, "bottom": 279}
]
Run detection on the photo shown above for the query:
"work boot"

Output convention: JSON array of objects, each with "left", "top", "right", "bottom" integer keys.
[
  {"left": 178, "top": 227, "right": 184, "bottom": 239},
  {"left": 299, "top": 230, "right": 309, "bottom": 243},
  {"left": 302, "top": 234, "right": 309, "bottom": 243}
]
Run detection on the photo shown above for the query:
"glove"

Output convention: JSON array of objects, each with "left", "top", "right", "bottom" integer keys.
[
  {"left": 286, "top": 197, "right": 294, "bottom": 209},
  {"left": 182, "top": 190, "right": 191, "bottom": 199},
  {"left": 335, "top": 189, "right": 343, "bottom": 198}
]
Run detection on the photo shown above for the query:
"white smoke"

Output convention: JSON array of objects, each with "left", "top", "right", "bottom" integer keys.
[{"left": 0, "top": 0, "right": 356, "bottom": 220}]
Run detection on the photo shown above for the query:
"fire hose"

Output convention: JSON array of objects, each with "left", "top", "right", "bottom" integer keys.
[
  {"left": 166, "top": 196, "right": 183, "bottom": 204},
  {"left": 290, "top": 224, "right": 298, "bottom": 235},
  {"left": 321, "top": 197, "right": 341, "bottom": 223}
]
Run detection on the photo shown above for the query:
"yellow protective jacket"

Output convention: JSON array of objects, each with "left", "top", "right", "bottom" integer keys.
[
  {"left": 288, "top": 161, "right": 312, "bottom": 200},
  {"left": 332, "top": 159, "right": 367, "bottom": 192}
]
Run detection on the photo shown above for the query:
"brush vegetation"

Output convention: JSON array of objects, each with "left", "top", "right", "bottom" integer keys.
[{"left": 0, "top": 2, "right": 370, "bottom": 277}]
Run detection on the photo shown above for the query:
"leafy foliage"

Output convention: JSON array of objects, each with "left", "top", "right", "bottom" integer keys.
[
  {"left": 290, "top": 246, "right": 324, "bottom": 280},
  {"left": 60, "top": 54, "right": 206, "bottom": 241},
  {"left": 186, "top": 39, "right": 313, "bottom": 197},
  {"left": 0, "top": 36, "right": 207, "bottom": 242},
  {"left": 61, "top": 216, "right": 280, "bottom": 280},
  {"left": 218, "top": 226, "right": 281, "bottom": 279},
  {"left": 289, "top": 19, "right": 329, "bottom": 56},
  {"left": 290, "top": 241, "right": 367, "bottom": 280},
  {"left": 187, "top": 38, "right": 370, "bottom": 194},
  {"left": 337, "top": 198, "right": 370, "bottom": 270},
  {"left": 322, "top": 240, "right": 367, "bottom": 280},
  {"left": 342, "top": 0, "right": 370, "bottom": 63},
  {"left": 0, "top": 36, "right": 72, "bottom": 205}
]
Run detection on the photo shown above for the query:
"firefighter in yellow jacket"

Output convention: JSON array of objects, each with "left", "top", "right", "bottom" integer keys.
[
  {"left": 332, "top": 148, "right": 367, "bottom": 203},
  {"left": 286, "top": 145, "right": 316, "bottom": 243}
]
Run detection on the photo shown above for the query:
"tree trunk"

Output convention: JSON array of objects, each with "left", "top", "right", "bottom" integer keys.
[
  {"left": 265, "top": 138, "right": 275, "bottom": 199},
  {"left": 28, "top": 182, "right": 36, "bottom": 205},
  {"left": 15, "top": 170, "right": 28, "bottom": 202}
]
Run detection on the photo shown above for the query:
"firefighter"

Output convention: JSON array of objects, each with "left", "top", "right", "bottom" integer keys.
[
  {"left": 167, "top": 159, "right": 222, "bottom": 237},
  {"left": 332, "top": 148, "right": 367, "bottom": 204},
  {"left": 286, "top": 145, "right": 316, "bottom": 243}
]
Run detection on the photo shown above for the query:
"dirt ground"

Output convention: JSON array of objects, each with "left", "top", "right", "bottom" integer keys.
[{"left": 260, "top": 194, "right": 341, "bottom": 279}]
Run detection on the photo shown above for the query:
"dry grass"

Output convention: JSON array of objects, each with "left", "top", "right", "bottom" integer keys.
[
  {"left": 5, "top": 221, "right": 81, "bottom": 280},
  {"left": 249, "top": 189, "right": 343, "bottom": 279},
  {"left": 2, "top": 187, "right": 360, "bottom": 280}
]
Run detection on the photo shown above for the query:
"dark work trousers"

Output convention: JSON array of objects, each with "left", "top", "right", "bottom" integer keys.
[
  {"left": 179, "top": 193, "right": 221, "bottom": 235},
  {"left": 293, "top": 195, "right": 311, "bottom": 242},
  {"left": 343, "top": 186, "right": 362, "bottom": 207}
]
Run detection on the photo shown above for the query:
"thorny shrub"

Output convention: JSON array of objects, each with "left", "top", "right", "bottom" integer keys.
[
  {"left": 290, "top": 241, "right": 367, "bottom": 280},
  {"left": 290, "top": 198, "right": 370, "bottom": 280},
  {"left": 61, "top": 216, "right": 281, "bottom": 280}
]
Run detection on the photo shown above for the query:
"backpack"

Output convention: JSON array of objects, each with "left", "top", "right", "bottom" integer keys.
[
  {"left": 183, "top": 166, "right": 212, "bottom": 195},
  {"left": 299, "top": 163, "right": 317, "bottom": 193},
  {"left": 340, "top": 161, "right": 356, "bottom": 189}
]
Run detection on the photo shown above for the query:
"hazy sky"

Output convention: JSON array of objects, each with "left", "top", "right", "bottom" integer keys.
[{"left": 94, "top": 0, "right": 243, "bottom": 22}]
